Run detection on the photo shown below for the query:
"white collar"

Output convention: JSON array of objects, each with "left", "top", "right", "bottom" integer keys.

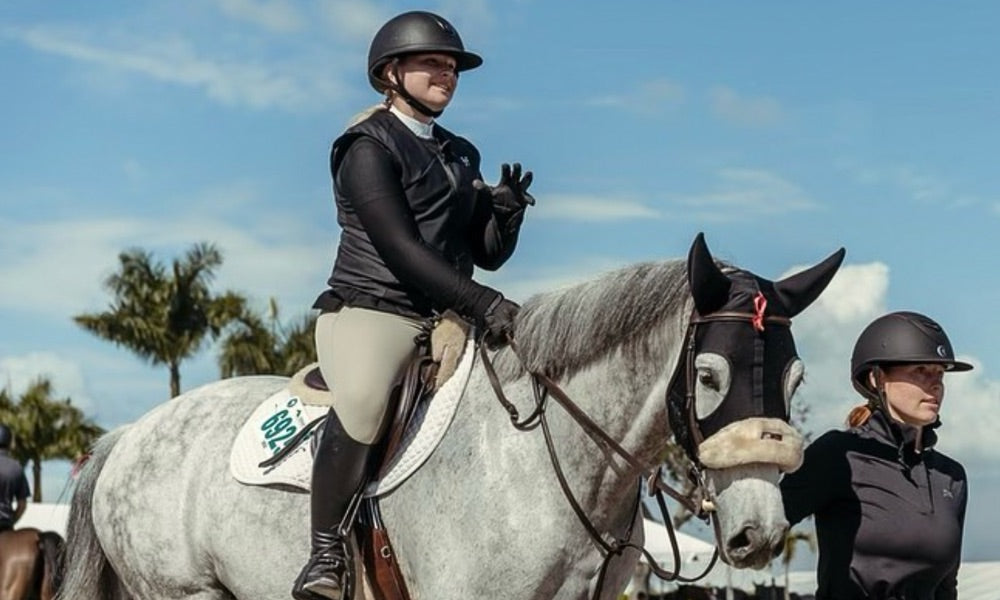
[{"left": 390, "top": 105, "right": 435, "bottom": 139}]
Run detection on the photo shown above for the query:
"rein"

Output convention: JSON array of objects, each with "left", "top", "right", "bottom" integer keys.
[
  {"left": 479, "top": 341, "right": 717, "bottom": 596},
  {"left": 479, "top": 303, "right": 793, "bottom": 598}
]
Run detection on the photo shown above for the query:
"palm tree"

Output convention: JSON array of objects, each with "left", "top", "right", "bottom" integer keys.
[
  {"left": 0, "top": 378, "right": 104, "bottom": 501},
  {"left": 781, "top": 528, "right": 816, "bottom": 600},
  {"left": 218, "top": 298, "right": 317, "bottom": 377},
  {"left": 74, "top": 243, "right": 246, "bottom": 398}
]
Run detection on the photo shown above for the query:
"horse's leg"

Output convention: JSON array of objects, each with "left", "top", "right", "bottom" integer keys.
[{"left": 0, "top": 553, "right": 33, "bottom": 600}]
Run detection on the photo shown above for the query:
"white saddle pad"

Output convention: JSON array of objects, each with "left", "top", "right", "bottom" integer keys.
[{"left": 229, "top": 338, "right": 476, "bottom": 497}]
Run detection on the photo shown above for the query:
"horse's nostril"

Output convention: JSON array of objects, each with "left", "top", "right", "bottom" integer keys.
[
  {"left": 727, "top": 523, "right": 760, "bottom": 552},
  {"left": 728, "top": 529, "right": 750, "bottom": 551}
]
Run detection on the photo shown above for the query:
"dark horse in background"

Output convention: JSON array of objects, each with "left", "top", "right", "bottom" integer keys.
[{"left": 0, "top": 528, "right": 64, "bottom": 600}]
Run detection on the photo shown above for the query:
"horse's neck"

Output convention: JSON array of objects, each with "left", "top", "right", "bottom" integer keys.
[
  {"left": 513, "top": 316, "right": 687, "bottom": 518},
  {"left": 558, "top": 342, "right": 680, "bottom": 475}
]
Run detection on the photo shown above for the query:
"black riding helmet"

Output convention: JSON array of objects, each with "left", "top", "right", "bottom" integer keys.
[
  {"left": 851, "top": 311, "right": 973, "bottom": 400},
  {"left": 0, "top": 423, "right": 12, "bottom": 449},
  {"left": 367, "top": 11, "right": 482, "bottom": 117}
]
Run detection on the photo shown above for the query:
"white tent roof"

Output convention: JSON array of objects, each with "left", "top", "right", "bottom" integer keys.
[
  {"left": 16, "top": 502, "right": 69, "bottom": 537},
  {"left": 956, "top": 562, "right": 1000, "bottom": 599},
  {"left": 640, "top": 518, "right": 716, "bottom": 566}
]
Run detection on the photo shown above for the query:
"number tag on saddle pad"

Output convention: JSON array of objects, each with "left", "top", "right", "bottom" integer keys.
[
  {"left": 229, "top": 337, "right": 477, "bottom": 496},
  {"left": 229, "top": 392, "right": 329, "bottom": 490}
]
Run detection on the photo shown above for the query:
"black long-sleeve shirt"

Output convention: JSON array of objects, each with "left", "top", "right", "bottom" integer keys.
[
  {"left": 780, "top": 410, "right": 966, "bottom": 599},
  {"left": 0, "top": 450, "right": 29, "bottom": 529},
  {"left": 315, "top": 109, "right": 521, "bottom": 322}
]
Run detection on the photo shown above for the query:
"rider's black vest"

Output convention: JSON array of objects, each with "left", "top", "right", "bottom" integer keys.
[{"left": 318, "top": 109, "right": 482, "bottom": 318}]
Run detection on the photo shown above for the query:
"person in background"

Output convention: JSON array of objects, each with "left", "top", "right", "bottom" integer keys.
[
  {"left": 0, "top": 424, "right": 30, "bottom": 532},
  {"left": 293, "top": 10, "right": 535, "bottom": 600},
  {"left": 780, "top": 311, "right": 971, "bottom": 599}
]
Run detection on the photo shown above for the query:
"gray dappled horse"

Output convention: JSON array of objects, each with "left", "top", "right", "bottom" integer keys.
[{"left": 58, "top": 234, "right": 843, "bottom": 600}]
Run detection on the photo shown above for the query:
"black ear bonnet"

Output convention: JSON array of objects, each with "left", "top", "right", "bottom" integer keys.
[{"left": 668, "top": 234, "right": 845, "bottom": 464}]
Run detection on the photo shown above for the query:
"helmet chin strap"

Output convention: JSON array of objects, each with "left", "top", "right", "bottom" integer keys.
[
  {"left": 871, "top": 366, "right": 888, "bottom": 414},
  {"left": 388, "top": 63, "right": 444, "bottom": 119}
]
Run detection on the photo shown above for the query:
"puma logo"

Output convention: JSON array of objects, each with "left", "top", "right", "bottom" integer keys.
[{"left": 942, "top": 489, "right": 954, "bottom": 499}]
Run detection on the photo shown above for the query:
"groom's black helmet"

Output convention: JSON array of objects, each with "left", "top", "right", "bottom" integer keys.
[{"left": 851, "top": 311, "right": 972, "bottom": 399}]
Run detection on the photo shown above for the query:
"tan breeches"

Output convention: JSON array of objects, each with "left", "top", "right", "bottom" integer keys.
[{"left": 314, "top": 307, "right": 424, "bottom": 444}]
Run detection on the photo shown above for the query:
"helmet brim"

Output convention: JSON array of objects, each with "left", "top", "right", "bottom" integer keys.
[
  {"left": 371, "top": 47, "right": 482, "bottom": 74},
  {"left": 368, "top": 49, "right": 482, "bottom": 93},
  {"left": 867, "top": 357, "right": 975, "bottom": 373}
]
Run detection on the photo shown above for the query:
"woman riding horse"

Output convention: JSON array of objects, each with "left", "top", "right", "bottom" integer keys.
[{"left": 298, "top": 10, "right": 534, "bottom": 600}]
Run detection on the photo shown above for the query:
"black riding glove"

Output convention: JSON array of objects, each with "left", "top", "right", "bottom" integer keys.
[
  {"left": 474, "top": 163, "right": 535, "bottom": 234},
  {"left": 478, "top": 292, "right": 520, "bottom": 349}
]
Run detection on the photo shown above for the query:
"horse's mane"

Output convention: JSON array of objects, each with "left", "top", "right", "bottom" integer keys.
[{"left": 495, "top": 259, "right": 693, "bottom": 380}]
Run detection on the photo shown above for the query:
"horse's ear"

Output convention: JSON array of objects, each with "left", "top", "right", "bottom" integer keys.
[
  {"left": 774, "top": 247, "right": 846, "bottom": 317},
  {"left": 688, "top": 233, "right": 732, "bottom": 315}
]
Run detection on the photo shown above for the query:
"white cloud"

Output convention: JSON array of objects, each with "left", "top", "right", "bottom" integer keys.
[
  {"left": 121, "top": 158, "right": 148, "bottom": 182},
  {"left": 709, "top": 85, "right": 784, "bottom": 127},
  {"left": 318, "top": 0, "right": 390, "bottom": 41},
  {"left": 314, "top": 1, "right": 495, "bottom": 47},
  {"left": 479, "top": 257, "right": 631, "bottom": 304},
  {"left": 588, "top": 78, "right": 686, "bottom": 116},
  {"left": 891, "top": 166, "right": 950, "bottom": 203},
  {"left": 0, "top": 181, "right": 328, "bottom": 320},
  {"left": 215, "top": 0, "right": 304, "bottom": 33},
  {"left": 789, "top": 261, "right": 889, "bottom": 324},
  {"left": 670, "top": 168, "right": 817, "bottom": 220},
  {"left": 435, "top": 0, "right": 497, "bottom": 38},
  {"left": 936, "top": 361, "right": 1000, "bottom": 463},
  {"left": 0, "top": 352, "right": 95, "bottom": 413},
  {"left": 9, "top": 25, "right": 347, "bottom": 112},
  {"left": 841, "top": 160, "right": 983, "bottom": 209},
  {"left": 532, "top": 193, "right": 661, "bottom": 222}
]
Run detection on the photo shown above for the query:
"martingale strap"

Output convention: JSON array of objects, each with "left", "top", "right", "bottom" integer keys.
[{"left": 478, "top": 340, "right": 719, "bottom": 599}]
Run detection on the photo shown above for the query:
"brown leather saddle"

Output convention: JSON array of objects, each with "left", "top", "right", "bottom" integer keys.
[
  {"left": 297, "top": 326, "right": 451, "bottom": 600},
  {"left": 299, "top": 340, "right": 437, "bottom": 482}
]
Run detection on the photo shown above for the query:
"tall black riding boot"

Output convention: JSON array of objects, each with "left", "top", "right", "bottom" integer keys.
[{"left": 292, "top": 410, "right": 374, "bottom": 600}]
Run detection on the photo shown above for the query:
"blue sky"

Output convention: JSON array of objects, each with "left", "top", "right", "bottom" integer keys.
[{"left": 2, "top": 0, "right": 999, "bottom": 574}]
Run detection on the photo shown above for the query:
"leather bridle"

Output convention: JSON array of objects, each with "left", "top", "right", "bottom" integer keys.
[
  {"left": 479, "top": 302, "right": 793, "bottom": 598},
  {"left": 676, "top": 307, "right": 792, "bottom": 456}
]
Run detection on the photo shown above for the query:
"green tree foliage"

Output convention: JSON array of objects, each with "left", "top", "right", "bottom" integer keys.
[
  {"left": 0, "top": 378, "right": 104, "bottom": 502},
  {"left": 218, "top": 297, "right": 317, "bottom": 377},
  {"left": 74, "top": 243, "right": 245, "bottom": 398}
]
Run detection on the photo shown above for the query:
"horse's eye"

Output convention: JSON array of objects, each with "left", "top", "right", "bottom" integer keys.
[
  {"left": 698, "top": 371, "right": 719, "bottom": 391},
  {"left": 693, "top": 353, "right": 731, "bottom": 419}
]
